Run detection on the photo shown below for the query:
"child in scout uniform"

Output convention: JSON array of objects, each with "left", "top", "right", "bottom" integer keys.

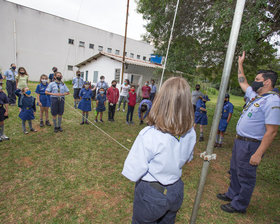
[
  {"left": 138, "top": 99, "right": 152, "bottom": 125},
  {"left": 215, "top": 94, "right": 234, "bottom": 147},
  {"left": 95, "top": 87, "right": 106, "bottom": 123},
  {"left": 45, "top": 72, "right": 70, "bottom": 133},
  {"left": 35, "top": 74, "right": 51, "bottom": 127},
  {"left": 0, "top": 81, "right": 9, "bottom": 141},
  {"left": 122, "top": 77, "right": 196, "bottom": 224},
  {"left": 126, "top": 85, "right": 137, "bottom": 124},
  {"left": 72, "top": 71, "right": 84, "bottom": 109},
  {"left": 15, "top": 87, "right": 37, "bottom": 134},
  {"left": 194, "top": 95, "right": 210, "bottom": 141},
  {"left": 78, "top": 81, "right": 93, "bottom": 125}
]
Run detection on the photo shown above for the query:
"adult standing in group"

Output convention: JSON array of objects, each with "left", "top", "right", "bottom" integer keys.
[
  {"left": 96, "top": 75, "right": 109, "bottom": 95},
  {"left": 149, "top": 79, "right": 157, "bottom": 102},
  {"left": 142, "top": 81, "right": 151, "bottom": 100},
  {"left": 72, "top": 70, "right": 84, "bottom": 109},
  {"left": 46, "top": 72, "right": 70, "bottom": 133},
  {"left": 117, "top": 79, "right": 130, "bottom": 112},
  {"left": 3, "top": 63, "right": 17, "bottom": 105},
  {"left": 107, "top": 80, "right": 119, "bottom": 121},
  {"left": 192, "top": 84, "right": 203, "bottom": 112},
  {"left": 217, "top": 52, "right": 280, "bottom": 214},
  {"left": 49, "top": 67, "right": 57, "bottom": 83}
]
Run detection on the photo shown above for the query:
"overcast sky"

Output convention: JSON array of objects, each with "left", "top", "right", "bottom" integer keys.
[{"left": 7, "top": 0, "right": 146, "bottom": 41}]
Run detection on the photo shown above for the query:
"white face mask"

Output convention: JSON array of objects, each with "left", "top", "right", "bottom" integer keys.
[
  {"left": 41, "top": 79, "right": 48, "bottom": 84},
  {"left": 0, "top": 86, "right": 2, "bottom": 90}
]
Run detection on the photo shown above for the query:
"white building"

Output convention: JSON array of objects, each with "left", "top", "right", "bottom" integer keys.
[
  {"left": 0, "top": 0, "right": 154, "bottom": 81},
  {"left": 76, "top": 52, "right": 163, "bottom": 96}
]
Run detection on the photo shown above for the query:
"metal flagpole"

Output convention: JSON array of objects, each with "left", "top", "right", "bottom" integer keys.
[
  {"left": 121, "top": 0, "right": 130, "bottom": 85},
  {"left": 159, "top": 0, "right": 180, "bottom": 90},
  {"left": 189, "top": 0, "right": 246, "bottom": 223}
]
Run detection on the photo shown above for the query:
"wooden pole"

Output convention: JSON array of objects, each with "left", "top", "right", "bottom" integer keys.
[{"left": 121, "top": 0, "right": 130, "bottom": 84}]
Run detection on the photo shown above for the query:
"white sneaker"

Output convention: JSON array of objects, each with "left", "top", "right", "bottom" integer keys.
[
  {"left": 1, "top": 135, "right": 9, "bottom": 140},
  {"left": 117, "top": 108, "right": 120, "bottom": 111}
]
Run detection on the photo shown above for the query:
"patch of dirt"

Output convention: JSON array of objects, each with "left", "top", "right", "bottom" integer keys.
[{"left": 15, "top": 157, "right": 34, "bottom": 168}]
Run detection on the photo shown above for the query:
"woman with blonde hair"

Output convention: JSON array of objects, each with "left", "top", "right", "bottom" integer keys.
[{"left": 122, "top": 77, "right": 196, "bottom": 224}]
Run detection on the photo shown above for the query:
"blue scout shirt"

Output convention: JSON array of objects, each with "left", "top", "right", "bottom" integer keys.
[
  {"left": 122, "top": 126, "right": 196, "bottom": 185},
  {"left": 46, "top": 81, "right": 69, "bottom": 98},
  {"left": 138, "top": 99, "right": 152, "bottom": 119},
  {"left": 79, "top": 88, "right": 93, "bottom": 99},
  {"left": 221, "top": 101, "right": 234, "bottom": 119},
  {"left": 236, "top": 86, "right": 280, "bottom": 140},
  {"left": 72, "top": 77, "right": 84, "bottom": 89},
  {"left": 35, "top": 83, "right": 49, "bottom": 95},
  {"left": 195, "top": 99, "right": 206, "bottom": 114},
  {"left": 0, "top": 91, "right": 9, "bottom": 105},
  {"left": 4, "top": 69, "right": 17, "bottom": 81}
]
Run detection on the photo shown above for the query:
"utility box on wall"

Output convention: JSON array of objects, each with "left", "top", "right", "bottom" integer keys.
[{"left": 150, "top": 55, "right": 162, "bottom": 64}]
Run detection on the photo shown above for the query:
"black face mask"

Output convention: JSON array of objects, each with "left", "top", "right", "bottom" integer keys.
[
  {"left": 77, "top": 74, "right": 81, "bottom": 77},
  {"left": 56, "top": 77, "right": 62, "bottom": 81},
  {"left": 53, "top": 69, "right": 57, "bottom": 73},
  {"left": 251, "top": 81, "right": 264, "bottom": 92},
  {"left": 19, "top": 71, "right": 25, "bottom": 75},
  {"left": 196, "top": 88, "right": 200, "bottom": 91},
  {"left": 112, "top": 84, "right": 116, "bottom": 87}
]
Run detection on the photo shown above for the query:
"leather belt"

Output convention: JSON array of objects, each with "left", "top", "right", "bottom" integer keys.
[{"left": 236, "top": 134, "right": 261, "bottom": 143}]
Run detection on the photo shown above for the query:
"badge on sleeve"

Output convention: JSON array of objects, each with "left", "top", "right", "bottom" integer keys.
[
  {"left": 254, "top": 103, "right": 260, "bottom": 107},
  {"left": 247, "top": 112, "right": 252, "bottom": 118}
]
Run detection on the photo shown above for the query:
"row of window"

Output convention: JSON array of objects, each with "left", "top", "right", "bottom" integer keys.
[
  {"left": 68, "top": 38, "right": 147, "bottom": 60},
  {"left": 74, "top": 69, "right": 121, "bottom": 84}
]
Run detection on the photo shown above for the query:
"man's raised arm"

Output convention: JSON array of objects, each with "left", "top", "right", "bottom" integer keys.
[{"left": 238, "top": 51, "right": 250, "bottom": 93}]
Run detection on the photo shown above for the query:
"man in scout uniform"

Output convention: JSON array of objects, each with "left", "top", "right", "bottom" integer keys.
[
  {"left": 217, "top": 51, "right": 280, "bottom": 213},
  {"left": 3, "top": 63, "right": 17, "bottom": 105},
  {"left": 46, "top": 72, "right": 70, "bottom": 133},
  {"left": 214, "top": 93, "right": 234, "bottom": 147}
]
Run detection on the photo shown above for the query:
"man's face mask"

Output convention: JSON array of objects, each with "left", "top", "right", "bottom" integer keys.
[{"left": 251, "top": 81, "right": 264, "bottom": 92}]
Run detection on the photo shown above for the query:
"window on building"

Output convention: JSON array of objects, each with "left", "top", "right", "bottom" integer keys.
[
  {"left": 115, "top": 69, "right": 121, "bottom": 83},
  {"left": 79, "top": 41, "right": 85, "bottom": 47},
  {"left": 93, "top": 71, "right": 99, "bottom": 83},
  {"left": 68, "top": 65, "right": 73, "bottom": 71},
  {"left": 89, "top": 43, "right": 94, "bottom": 49},
  {"left": 85, "top": 71, "right": 88, "bottom": 81},
  {"left": 130, "top": 53, "right": 134, "bottom": 58},
  {"left": 137, "top": 55, "right": 140, "bottom": 59},
  {"left": 107, "top": 48, "right": 112, "bottom": 53},
  {"left": 68, "top": 39, "right": 74, "bottom": 45},
  {"left": 125, "top": 52, "right": 127, "bottom": 56},
  {"left": 143, "top": 56, "right": 146, "bottom": 61},
  {"left": 81, "top": 72, "right": 84, "bottom": 78},
  {"left": 115, "top": 49, "right": 120, "bottom": 55},
  {"left": 98, "top": 45, "right": 103, "bottom": 51}
]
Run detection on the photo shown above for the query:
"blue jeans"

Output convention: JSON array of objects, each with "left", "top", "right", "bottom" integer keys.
[
  {"left": 132, "top": 179, "right": 184, "bottom": 224},
  {"left": 126, "top": 105, "right": 134, "bottom": 122}
]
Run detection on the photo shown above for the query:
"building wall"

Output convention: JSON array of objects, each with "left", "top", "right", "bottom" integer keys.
[{"left": 0, "top": 0, "right": 154, "bottom": 81}]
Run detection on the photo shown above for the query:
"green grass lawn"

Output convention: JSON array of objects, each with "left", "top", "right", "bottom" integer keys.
[{"left": 0, "top": 82, "right": 279, "bottom": 223}]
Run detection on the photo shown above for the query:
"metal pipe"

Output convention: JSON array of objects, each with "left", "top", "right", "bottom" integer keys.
[
  {"left": 189, "top": 0, "right": 246, "bottom": 223},
  {"left": 159, "top": 0, "right": 180, "bottom": 90},
  {"left": 13, "top": 20, "right": 17, "bottom": 64},
  {"left": 121, "top": 0, "right": 130, "bottom": 84}
]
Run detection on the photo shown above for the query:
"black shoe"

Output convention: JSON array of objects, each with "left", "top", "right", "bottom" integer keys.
[
  {"left": 80, "top": 121, "right": 84, "bottom": 125},
  {"left": 45, "top": 120, "right": 51, "bottom": 126},
  {"left": 217, "top": 193, "right": 232, "bottom": 202},
  {"left": 54, "top": 127, "right": 59, "bottom": 133},
  {"left": 221, "top": 203, "right": 246, "bottom": 213},
  {"left": 30, "top": 128, "right": 37, "bottom": 132},
  {"left": 100, "top": 119, "right": 104, "bottom": 123},
  {"left": 199, "top": 136, "right": 204, "bottom": 142},
  {"left": 58, "top": 127, "right": 63, "bottom": 132},
  {"left": 85, "top": 121, "right": 89, "bottom": 125},
  {"left": 40, "top": 121, "right": 44, "bottom": 127}
]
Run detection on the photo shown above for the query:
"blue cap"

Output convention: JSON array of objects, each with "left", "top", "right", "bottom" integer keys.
[
  {"left": 225, "top": 93, "right": 230, "bottom": 98},
  {"left": 203, "top": 95, "right": 210, "bottom": 101},
  {"left": 84, "top": 81, "right": 90, "bottom": 85}
]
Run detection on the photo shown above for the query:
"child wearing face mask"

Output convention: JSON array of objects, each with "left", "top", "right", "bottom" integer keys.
[
  {"left": 15, "top": 87, "right": 37, "bottom": 134},
  {"left": 35, "top": 74, "right": 51, "bottom": 127},
  {"left": 95, "top": 87, "right": 106, "bottom": 123},
  {"left": 16, "top": 67, "right": 29, "bottom": 90},
  {"left": 107, "top": 80, "right": 119, "bottom": 121},
  {"left": 78, "top": 81, "right": 93, "bottom": 124},
  {"left": 142, "top": 81, "right": 151, "bottom": 100},
  {"left": 117, "top": 79, "right": 130, "bottom": 112},
  {"left": 126, "top": 85, "right": 137, "bottom": 124},
  {"left": 0, "top": 81, "right": 9, "bottom": 142},
  {"left": 72, "top": 71, "right": 84, "bottom": 109}
]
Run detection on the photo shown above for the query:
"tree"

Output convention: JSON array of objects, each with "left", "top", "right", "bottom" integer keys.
[{"left": 137, "top": 0, "right": 280, "bottom": 88}]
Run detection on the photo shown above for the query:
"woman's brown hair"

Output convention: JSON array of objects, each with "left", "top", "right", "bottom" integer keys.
[
  {"left": 147, "top": 77, "right": 194, "bottom": 136},
  {"left": 39, "top": 74, "right": 48, "bottom": 82},
  {"left": 17, "top": 67, "right": 28, "bottom": 76}
]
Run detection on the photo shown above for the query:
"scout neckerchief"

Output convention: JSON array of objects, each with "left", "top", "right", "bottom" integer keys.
[{"left": 241, "top": 90, "right": 279, "bottom": 115}]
